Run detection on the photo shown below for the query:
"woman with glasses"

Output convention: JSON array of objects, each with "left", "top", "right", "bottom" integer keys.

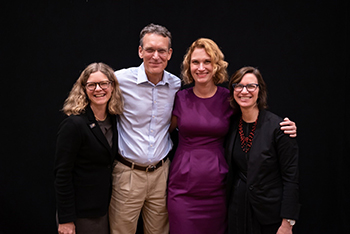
[
  {"left": 54, "top": 62, "right": 123, "bottom": 234},
  {"left": 226, "top": 66, "right": 300, "bottom": 234}
]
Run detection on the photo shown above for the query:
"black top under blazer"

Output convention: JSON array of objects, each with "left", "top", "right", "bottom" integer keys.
[
  {"left": 54, "top": 105, "right": 118, "bottom": 223},
  {"left": 225, "top": 110, "right": 301, "bottom": 225}
]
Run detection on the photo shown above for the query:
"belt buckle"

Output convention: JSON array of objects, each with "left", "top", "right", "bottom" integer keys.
[{"left": 146, "top": 164, "right": 156, "bottom": 172}]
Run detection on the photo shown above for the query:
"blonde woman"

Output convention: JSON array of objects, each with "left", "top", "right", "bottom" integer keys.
[{"left": 54, "top": 62, "right": 123, "bottom": 234}]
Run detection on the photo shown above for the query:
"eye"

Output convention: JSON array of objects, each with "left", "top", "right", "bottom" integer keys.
[
  {"left": 100, "top": 82, "right": 108, "bottom": 87},
  {"left": 158, "top": 49, "right": 167, "bottom": 54},
  {"left": 145, "top": 48, "right": 155, "bottom": 53}
]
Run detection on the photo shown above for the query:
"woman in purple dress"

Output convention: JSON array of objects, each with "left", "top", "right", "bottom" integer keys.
[{"left": 167, "top": 38, "right": 233, "bottom": 234}]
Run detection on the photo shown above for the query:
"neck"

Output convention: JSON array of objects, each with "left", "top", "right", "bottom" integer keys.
[
  {"left": 193, "top": 82, "right": 217, "bottom": 98},
  {"left": 146, "top": 72, "right": 163, "bottom": 85},
  {"left": 240, "top": 106, "right": 259, "bottom": 123},
  {"left": 90, "top": 105, "right": 107, "bottom": 120}
]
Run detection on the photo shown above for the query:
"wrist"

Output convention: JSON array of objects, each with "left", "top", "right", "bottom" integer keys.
[
  {"left": 282, "top": 218, "right": 295, "bottom": 228},
  {"left": 287, "top": 219, "right": 296, "bottom": 226}
]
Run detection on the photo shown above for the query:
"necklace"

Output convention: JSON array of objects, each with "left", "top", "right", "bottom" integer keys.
[
  {"left": 238, "top": 116, "right": 258, "bottom": 153},
  {"left": 95, "top": 113, "right": 107, "bottom": 121}
]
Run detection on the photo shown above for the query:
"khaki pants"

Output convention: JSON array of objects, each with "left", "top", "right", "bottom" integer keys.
[{"left": 109, "top": 159, "right": 170, "bottom": 234}]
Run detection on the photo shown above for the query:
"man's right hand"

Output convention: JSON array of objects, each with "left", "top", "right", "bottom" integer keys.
[{"left": 58, "top": 222, "right": 75, "bottom": 234}]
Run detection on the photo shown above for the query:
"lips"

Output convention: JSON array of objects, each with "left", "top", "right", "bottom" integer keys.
[
  {"left": 94, "top": 94, "right": 106, "bottom": 98},
  {"left": 196, "top": 72, "right": 208, "bottom": 78},
  {"left": 240, "top": 96, "right": 251, "bottom": 100}
]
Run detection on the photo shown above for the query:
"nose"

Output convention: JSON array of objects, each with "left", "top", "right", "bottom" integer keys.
[
  {"left": 241, "top": 86, "right": 249, "bottom": 93},
  {"left": 152, "top": 50, "right": 159, "bottom": 59},
  {"left": 95, "top": 84, "right": 103, "bottom": 91},
  {"left": 198, "top": 63, "right": 205, "bottom": 70}
]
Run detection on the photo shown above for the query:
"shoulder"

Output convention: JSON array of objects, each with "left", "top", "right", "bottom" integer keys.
[
  {"left": 258, "top": 110, "right": 284, "bottom": 132},
  {"left": 263, "top": 110, "right": 283, "bottom": 123},
  {"left": 214, "top": 86, "right": 231, "bottom": 105},
  {"left": 176, "top": 87, "right": 192, "bottom": 98},
  {"left": 59, "top": 114, "right": 87, "bottom": 129},
  {"left": 164, "top": 70, "right": 181, "bottom": 88},
  {"left": 217, "top": 86, "right": 230, "bottom": 97},
  {"left": 115, "top": 66, "right": 139, "bottom": 81}
]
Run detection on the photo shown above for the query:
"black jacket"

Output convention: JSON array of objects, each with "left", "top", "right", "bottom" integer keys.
[
  {"left": 225, "top": 110, "right": 300, "bottom": 224},
  {"left": 54, "top": 105, "right": 118, "bottom": 223}
]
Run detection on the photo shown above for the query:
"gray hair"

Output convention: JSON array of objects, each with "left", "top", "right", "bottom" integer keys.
[{"left": 139, "top": 23, "right": 172, "bottom": 48}]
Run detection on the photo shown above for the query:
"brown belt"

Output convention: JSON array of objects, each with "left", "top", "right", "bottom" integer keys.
[{"left": 116, "top": 154, "right": 167, "bottom": 172}]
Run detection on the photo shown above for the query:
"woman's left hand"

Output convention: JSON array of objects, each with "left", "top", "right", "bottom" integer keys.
[{"left": 276, "top": 219, "right": 293, "bottom": 234}]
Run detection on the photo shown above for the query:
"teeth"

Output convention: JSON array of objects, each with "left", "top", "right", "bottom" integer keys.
[
  {"left": 95, "top": 94, "right": 105, "bottom": 97},
  {"left": 240, "top": 97, "right": 251, "bottom": 99}
]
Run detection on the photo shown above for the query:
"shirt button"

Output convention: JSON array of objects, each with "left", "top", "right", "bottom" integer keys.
[{"left": 249, "top": 186, "right": 254, "bottom": 191}]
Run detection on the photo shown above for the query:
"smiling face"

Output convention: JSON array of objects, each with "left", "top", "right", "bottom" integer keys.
[
  {"left": 233, "top": 73, "right": 259, "bottom": 110},
  {"left": 85, "top": 71, "right": 113, "bottom": 109},
  {"left": 138, "top": 33, "right": 172, "bottom": 83},
  {"left": 190, "top": 48, "right": 214, "bottom": 85}
]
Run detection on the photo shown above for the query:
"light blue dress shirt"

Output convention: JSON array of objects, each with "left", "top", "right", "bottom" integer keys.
[{"left": 115, "top": 63, "right": 181, "bottom": 165}]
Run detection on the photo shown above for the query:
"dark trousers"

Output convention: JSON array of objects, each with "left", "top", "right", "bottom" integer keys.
[{"left": 75, "top": 214, "right": 109, "bottom": 234}]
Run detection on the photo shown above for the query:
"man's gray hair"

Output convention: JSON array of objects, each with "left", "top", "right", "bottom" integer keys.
[{"left": 139, "top": 23, "right": 172, "bottom": 48}]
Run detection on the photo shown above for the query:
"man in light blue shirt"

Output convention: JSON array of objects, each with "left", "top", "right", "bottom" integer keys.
[{"left": 109, "top": 24, "right": 181, "bottom": 234}]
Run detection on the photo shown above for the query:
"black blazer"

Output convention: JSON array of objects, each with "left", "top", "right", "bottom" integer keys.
[
  {"left": 54, "top": 105, "right": 118, "bottom": 223},
  {"left": 225, "top": 110, "right": 300, "bottom": 225}
]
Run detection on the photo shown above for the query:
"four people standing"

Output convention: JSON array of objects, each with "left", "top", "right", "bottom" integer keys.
[{"left": 54, "top": 24, "right": 299, "bottom": 234}]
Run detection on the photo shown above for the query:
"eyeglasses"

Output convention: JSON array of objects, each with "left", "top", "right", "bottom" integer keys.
[
  {"left": 142, "top": 47, "right": 169, "bottom": 57},
  {"left": 232, "top": 83, "right": 259, "bottom": 92},
  {"left": 86, "top": 81, "right": 112, "bottom": 91}
]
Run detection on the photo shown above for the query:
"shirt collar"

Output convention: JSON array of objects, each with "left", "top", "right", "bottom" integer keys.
[{"left": 137, "top": 63, "right": 169, "bottom": 86}]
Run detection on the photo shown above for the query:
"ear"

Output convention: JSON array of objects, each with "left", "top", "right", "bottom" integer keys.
[
  {"left": 167, "top": 48, "right": 173, "bottom": 61},
  {"left": 138, "top": 46, "right": 143, "bottom": 59}
]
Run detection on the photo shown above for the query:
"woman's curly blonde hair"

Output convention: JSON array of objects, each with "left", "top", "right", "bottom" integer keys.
[
  {"left": 181, "top": 38, "right": 228, "bottom": 85},
  {"left": 62, "top": 62, "right": 123, "bottom": 116}
]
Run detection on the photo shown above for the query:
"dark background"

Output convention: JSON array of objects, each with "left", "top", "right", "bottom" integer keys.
[{"left": 1, "top": 0, "right": 349, "bottom": 233}]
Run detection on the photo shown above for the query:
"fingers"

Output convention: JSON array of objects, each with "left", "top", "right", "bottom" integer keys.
[{"left": 280, "top": 117, "right": 296, "bottom": 127}]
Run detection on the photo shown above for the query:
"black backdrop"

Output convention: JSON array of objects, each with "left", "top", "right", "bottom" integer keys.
[{"left": 1, "top": 1, "right": 349, "bottom": 233}]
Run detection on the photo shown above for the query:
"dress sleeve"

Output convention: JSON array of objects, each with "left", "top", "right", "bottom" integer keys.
[
  {"left": 54, "top": 117, "right": 82, "bottom": 223},
  {"left": 275, "top": 128, "right": 301, "bottom": 220}
]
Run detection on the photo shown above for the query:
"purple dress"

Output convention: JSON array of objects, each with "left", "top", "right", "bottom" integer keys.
[{"left": 168, "top": 86, "right": 234, "bottom": 234}]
